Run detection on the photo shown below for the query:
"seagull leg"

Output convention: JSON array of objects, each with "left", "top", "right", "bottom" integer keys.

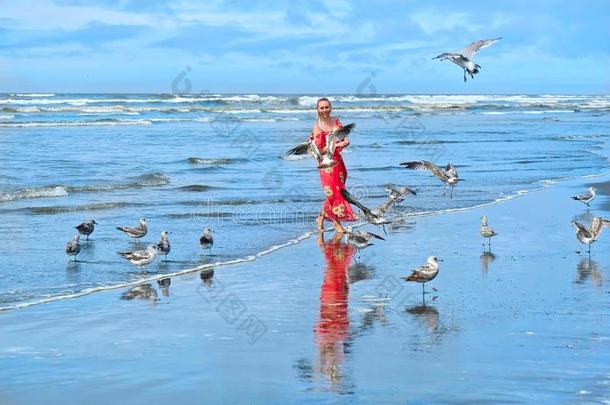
[
  {"left": 463, "top": 70, "right": 467, "bottom": 82},
  {"left": 450, "top": 186, "right": 454, "bottom": 199}
]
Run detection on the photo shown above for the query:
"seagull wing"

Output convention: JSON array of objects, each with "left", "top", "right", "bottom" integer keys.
[
  {"left": 602, "top": 218, "right": 610, "bottom": 228},
  {"left": 432, "top": 52, "right": 461, "bottom": 61},
  {"left": 459, "top": 37, "right": 502, "bottom": 59},
  {"left": 591, "top": 217, "right": 604, "bottom": 236},
  {"left": 341, "top": 189, "right": 371, "bottom": 215},
  {"left": 401, "top": 160, "right": 447, "bottom": 181},
  {"left": 572, "top": 221, "right": 591, "bottom": 236},
  {"left": 376, "top": 196, "right": 399, "bottom": 215},
  {"left": 445, "top": 163, "right": 458, "bottom": 178},
  {"left": 285, "top": 141, "right": 310, "bottom": 156},
  {"left": 367, "top": 231, "right": 385, "bottom": 241},
  {"left": 332, "top": 123, "right": 356, "bottom": 141}
]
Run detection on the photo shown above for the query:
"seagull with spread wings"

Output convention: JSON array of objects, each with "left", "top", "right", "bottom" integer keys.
[
  {"left": 400, "top": 160, "right": 461, "bottom": 198},
  {"left": 433, "top": 37, "right": 502, "bottom": 82}
]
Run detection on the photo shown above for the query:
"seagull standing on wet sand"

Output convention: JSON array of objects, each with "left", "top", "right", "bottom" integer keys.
[
  {"left": 200, "top": 228, "right": 214, "bottom": 253},
  {"left": 65, "top": 234, "right": 81, "bottom": 261},
  {"left": 401, "top": 160, "right": 461, "bottom": 198},
  {"left": 572, "top": 217, "right": 610, "bottom": 254},
  {"left": 480, "top": 216, "right": 498, "bottom": 250},
  {"left": 75, "top": 219, "right": 97, "bottom": 241},
  {"left": 155, "top": 231, "right": 171, "bottom": 261},
  {"left": 433, "top": 37, "right": 502, "bottom": 82},
  {"left": 571, "top": 187, "right": 596, "bottom": 209},
  {"left": 118, "top": 245, "right": 159, "bottom": 270},
  {"left": 116, "top": 218, "right": 149, "bottom": 239},
  {"left": 401, "top": 256, "right": 442, "bottom": 297}
]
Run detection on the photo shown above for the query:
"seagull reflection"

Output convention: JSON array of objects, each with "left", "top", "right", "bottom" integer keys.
[
  {"left": 314, "top": 232, "right": 356, "bottom": 393},
  {"left": 120, "top": 283, "right": 158, "bottom": 302},
  {"left": 576, "top": 257, "right": 602, "bottom": 287},
  {"left": 200, "top": 268, "right": 215, "bottom": 287},
  {"left": 480, "top": 251, "right": 497, "bottom": 273},
  {"left": 157, "top": 277, "right": 171, "bottom": 297},
  {"left": 404, "top": 304, "right": 453, "bottom": 346},
  {"left": 348, "top": 261, "right": 375, "bottom": 285}
]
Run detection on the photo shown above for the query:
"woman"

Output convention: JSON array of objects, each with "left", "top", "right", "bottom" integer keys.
[{"left": 311, "top": 98, "right": 357, "bottom": 234}]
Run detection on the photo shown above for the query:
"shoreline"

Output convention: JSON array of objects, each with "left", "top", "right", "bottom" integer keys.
[{"left": 3, "top": 168, "right": 610, "bottom": 313}]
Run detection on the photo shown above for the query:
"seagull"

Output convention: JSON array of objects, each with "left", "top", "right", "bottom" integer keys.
[
  {"left": 401, "top": 256, "right": 443, "bottom": 297},
  {"left": 284, "top": 138, "right": 323, "bottom": 162},
  {"left": 571, "top": 187, "right": 596, "bottom": 208},
  {"left": 65, "top": 234, "right": 81, "bottom": 261},
  {"left": 480, "top": 216, "right": 498, "bottom": 249},
  {"left": 75, "top": 219, "right": 97, "bottom": 241},
  {"left": 433, "top": 37, "right": 502, "bottom": 82},
  {"left": 385, "top": 185, "right": 417, "bottom": 205},
  {"left": 341, "top": 189, "right": 411, "bottom": 232},
  {"left": 155, "top": 231, "right": 171, "bottom": 261},
  {"left": 319, "top": 123, "right": 356, "bottom": 169},
  {"left": 200, "top": 228, "right": 214, "bottom": 252},
  {"left": 571, "top": 217, "right": 610, "bottom": 254},
  {"left": 401, "top": 160, "right": 461, "bottom": 198},
  {"left": 345, "top": 226, "right": 385, "bottom": 250},
  {"left": 284, "top": 123, "right": 355, "bottom": 169},
  {"left": 116, "top": 218, "right": 149, "bottom": 239},
  {"left": 118, "top": 245, "right": 159, "bottom": 270}
]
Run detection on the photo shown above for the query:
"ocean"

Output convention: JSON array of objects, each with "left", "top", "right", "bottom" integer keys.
[{"left": 1, "top": 93, "right": 609, "bottom": 310}]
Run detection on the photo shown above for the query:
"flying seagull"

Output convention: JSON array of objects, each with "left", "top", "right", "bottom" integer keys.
[
  {"left": 401, "top": 160, "right": 461, "bottom": 198},
  {"left": 116, "top": 218, "right": 149, "bottom": 239},
  {"left": 345, "top": 226, "right": 385, "bottom": 251},
  {"left": 75, "top": 219, "right": 97, "bottom": 241},
  {"left": 433, "top": 37, "right": 502, "bottom": 82},
  {"left": 385, "top": 185, "right": 417, "bottom": 205},
  {"left": 284, "top": 123, "right": 356, "bottom": 169},
  {"left": 571, "top": 187, "right": 596, "bottom": 209}
]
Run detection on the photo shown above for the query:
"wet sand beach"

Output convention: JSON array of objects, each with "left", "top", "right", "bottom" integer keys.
[{"left": 1, "top": 173, "right": 609, "bottom": 404}]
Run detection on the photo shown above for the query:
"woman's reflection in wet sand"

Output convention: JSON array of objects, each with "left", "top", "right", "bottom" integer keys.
[{"left": 314, "top": 232, "right": 356, "bottom": 392}]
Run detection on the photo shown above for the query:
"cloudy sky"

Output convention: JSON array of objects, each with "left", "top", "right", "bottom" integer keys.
[{"left": 1, "top": 0, "right": 608, "bottom": 94}]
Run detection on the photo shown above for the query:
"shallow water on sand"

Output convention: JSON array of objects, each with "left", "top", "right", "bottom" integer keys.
[{"left": 0, "top": 93, "right": 609, "bottom": 309}]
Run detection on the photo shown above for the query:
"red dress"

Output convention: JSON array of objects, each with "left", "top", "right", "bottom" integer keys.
[{"left": 311, "top": 118, "right": 357, "bottom": 223}]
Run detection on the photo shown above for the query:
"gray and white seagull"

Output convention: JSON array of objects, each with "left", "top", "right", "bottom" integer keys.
[
  {"left": 401, "top": 160, "right": 461, "bottom": 198},
  {"left": 433, "top": 37, "right": 502, "bottom": 82},
  {"left": 571, "top": 187, "right": 596, "bottom": 209}
]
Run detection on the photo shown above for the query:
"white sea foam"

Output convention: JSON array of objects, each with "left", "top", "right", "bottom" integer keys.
[{"left": 0, "top": 186, "right": 69, "bottom": 202}]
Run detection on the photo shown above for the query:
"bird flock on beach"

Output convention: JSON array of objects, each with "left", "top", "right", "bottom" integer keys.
[
  {"left": 61, "top": 36, "right": 608, "bottom": 303},
  {"left": 65, "top": 217, "right": 214, "bottom": 272}
]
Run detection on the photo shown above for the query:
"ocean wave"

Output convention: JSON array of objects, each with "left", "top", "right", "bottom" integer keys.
[
  {"left": 0, "top": 186, "right": 69, "bottom": 202},
  {"left": 28, "top": 202, "right": 137, "bottom": 215},
  {"left": 186, "top": 157, "right": 246, "bottom": 165},
  {"left": 176, "top": 184, "right": 215, "bottom": 192},
  {"left": 0, "top": 173, "right": 169, "bottom": 202},
  {"left": 8, "top": 93, "right": 55, "bottom": 97},
  {"left": 0, "top": 119, "right": 153, "bottom": 127}
]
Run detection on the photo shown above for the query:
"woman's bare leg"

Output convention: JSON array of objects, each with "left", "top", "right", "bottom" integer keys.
[
  {"left": 333, "top": 220, "right": 344, "bottom": 235},
  {"left": 316, "top": 214, "right": 324, "bottom": 231}
]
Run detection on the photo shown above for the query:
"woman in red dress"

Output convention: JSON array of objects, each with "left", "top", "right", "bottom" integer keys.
[{"left": 311, "top": 98, "right": 357, "bottom": 234}]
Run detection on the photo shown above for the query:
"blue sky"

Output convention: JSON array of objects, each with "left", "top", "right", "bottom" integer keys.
[{"left": 1, "top": 0, "right": 608, "bottom": 94}]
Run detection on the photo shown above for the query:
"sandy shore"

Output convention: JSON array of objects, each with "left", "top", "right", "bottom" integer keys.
[{"left": 1, "top": 173, "right": 610, "bottom": 404}]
